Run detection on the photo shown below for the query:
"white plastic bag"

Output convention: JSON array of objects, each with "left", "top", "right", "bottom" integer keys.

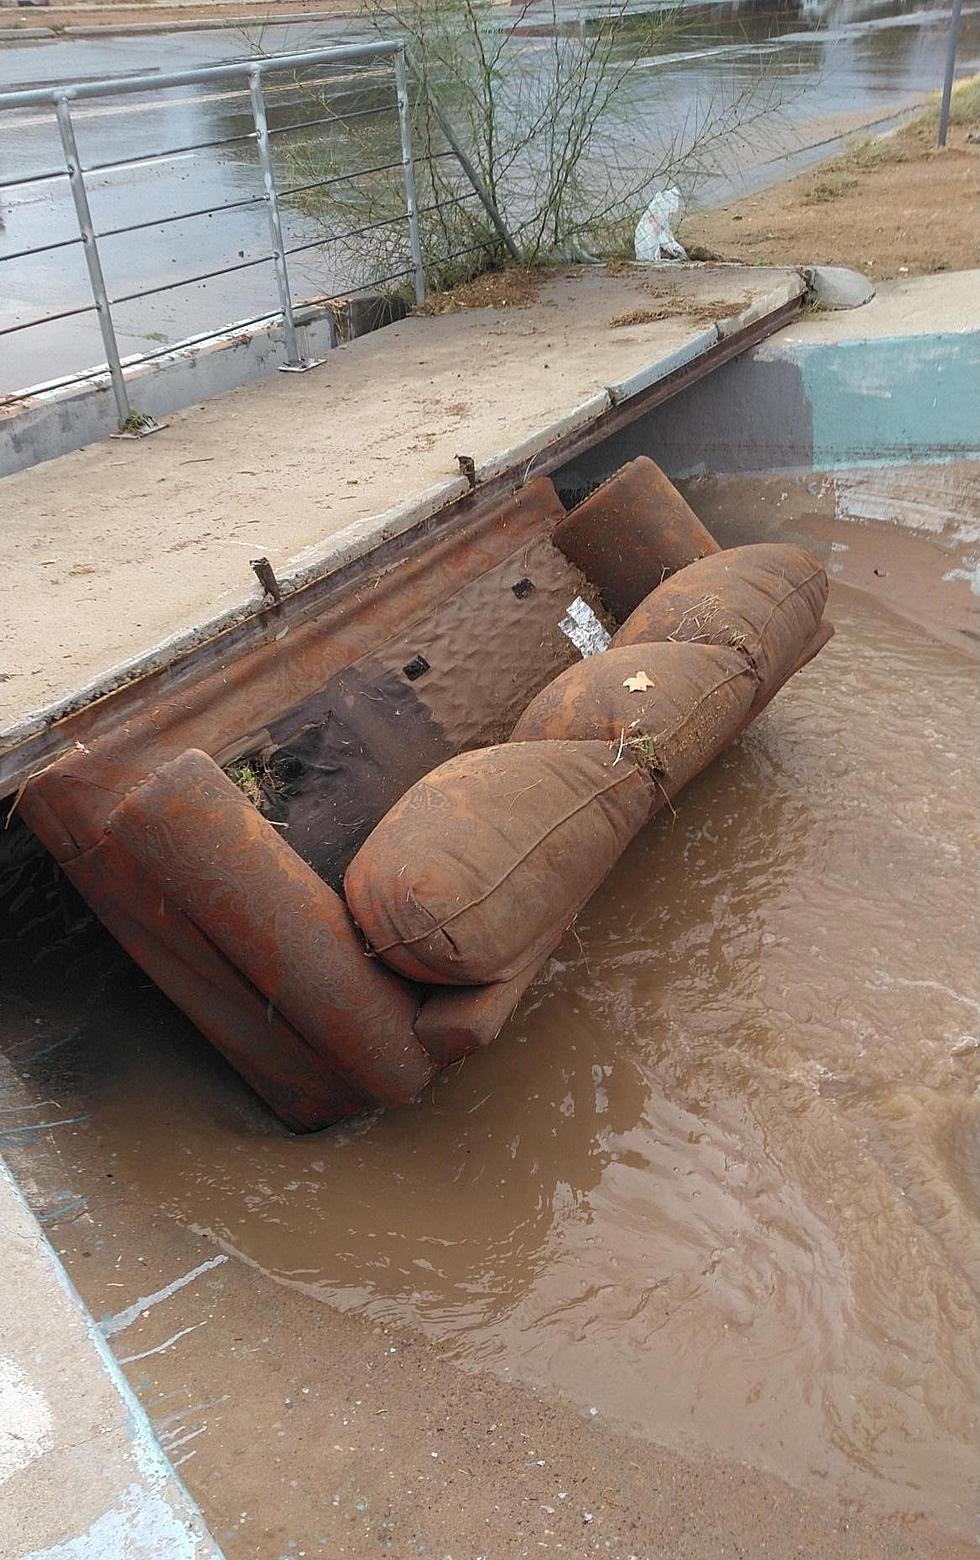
[{"left": 634, "top": 187, "right": 688, "bottom": 263}]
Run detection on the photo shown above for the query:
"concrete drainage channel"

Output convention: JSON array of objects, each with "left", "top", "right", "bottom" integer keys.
[
  {"left": 2, "top": 454, "right": 837, "bottom": 1560},
  {"left": 0, "top": 269, "right": 822, "bottom": 1557},
  {"left": 0, "top": 268, "right": 973, "bottom": 1560},
  {"left": 0, "top": 1163, "right": 222, "bottom": 1559},
  {"left": 0, "top": 265, "right": 872, "bottom": 480}
]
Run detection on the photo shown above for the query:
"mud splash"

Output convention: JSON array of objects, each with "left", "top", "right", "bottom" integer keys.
[{"left": 1, "top": 581, "right": 977, "bottom": 1534}]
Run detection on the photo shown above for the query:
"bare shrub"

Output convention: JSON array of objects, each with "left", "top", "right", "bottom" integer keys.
[{"left": 248, "top": 0, "right": 794, "bottom": 295}]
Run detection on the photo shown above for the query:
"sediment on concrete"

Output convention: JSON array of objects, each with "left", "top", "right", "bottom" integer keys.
[
  {"left": 0, "top": 294, "right": 408, "bottom": 481},
  {"left": 0, "top": 1159, "right": 223, "bottom": 1559}
]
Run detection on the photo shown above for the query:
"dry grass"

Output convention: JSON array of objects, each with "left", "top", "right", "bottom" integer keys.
[
  {"left": 674, "top": 292, "right": 751, "bottom": 325},
  {"left": 801, "top": 174, "right": 859, "bottom": 205},
  {"left": 417, "top": 259, "right": 749, "bottom": 330},
  {"left": 679, "top": 75, "right": 980, "bottom": 282},
  {"left": 415, "top": 267, "right": 549, "bottom": 316},
  {"left": 831, "top": 77, "right": 980, "bottom": 176},
  {"left": 608, "top": 280, "right": 750, "bottom": 329},
  {"left": 626, "top": 733, "right": 666, "bottom": 773},
  {"left": 225, "top": 758, "right": 265, "bottom": 808},
  {"left": 608, "top": 306, "right": 673, "bottom": 328}
]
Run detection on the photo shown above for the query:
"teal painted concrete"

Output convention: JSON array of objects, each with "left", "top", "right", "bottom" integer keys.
[
  {"left": 786, "top": 331, "right": 980, "bottom": 468},
  {"left": 568, "top": 326, "right": 980, "bottom": 483}
]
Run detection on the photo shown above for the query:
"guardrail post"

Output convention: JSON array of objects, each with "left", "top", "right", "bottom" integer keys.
[
  {"left": 937, "top": 0, "right": 963, "bottom": 147},
  {"left": 55, "top": 96, "right": 132, "bottom": 427},
  {"left": 249, "top": 67, "right": 304, "bottom": 368},
  {"left": 394, "top": 48, "right": 425, "bottom": 307}
]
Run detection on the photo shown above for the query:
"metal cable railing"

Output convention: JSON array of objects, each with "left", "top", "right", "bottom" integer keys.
[{"left": 0, "top": 42, "right": 517, "bottom": 425}]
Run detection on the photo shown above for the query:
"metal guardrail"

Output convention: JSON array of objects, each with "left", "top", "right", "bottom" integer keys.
[{"left": 0, "top": 42, "right": 517, "bottom": 425}]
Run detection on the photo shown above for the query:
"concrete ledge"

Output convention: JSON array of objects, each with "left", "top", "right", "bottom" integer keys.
[
  {"left": 0, "top": 1160, "right": 222, "bottom": 1559},
  {"left": 0, "top": 294, "right": 408, "bottom": 479},
  {"left": 474, "top": 392, "right": 612, "bottom": 483},
  {"left": 715, "top": 272, "right": 805, "bottom": 339},
  {"left": 607, "top": 327, "right": 719, "bottom": 402},
  {"left": 801, "top": 265, "right": 876, "bottom": 311},
  {"left": 563, "top": 272, "right": 980, "bottom": 481},
  {"left": 285, "top": 474, "right": 473, "bottom": 584}
]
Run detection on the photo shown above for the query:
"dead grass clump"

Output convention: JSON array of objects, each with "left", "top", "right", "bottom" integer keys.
[
  {"left": 667, "top": 593, "right": 724, "bottom": 643},
  {"left": 416, "top": 267, "right": 547, "bottom": 316},
  {"left": 683, "top": 243, "right": 726, "bottom": 263},
  {"left": 609, "top": 289, "right": 750, "bottom": 330},
  {"left": 609, "top": 306, "right": 672, "bottom": 328},
  {"left": 837, "top": 74, "right": 980, "bottom": 174},
  {"left": 626, "top": 733, "right": 666, "bottom": 773},
  {"left": 676, "top": 293, "right": 750, "bottom": 325},
  {"left": 225, "top": 758, "right": 265, "bottom": 808},
  {"left": 914, "top": 72, "right": 980, "bottom": 131},
  {"left": 839, "top": 136, "right": 913, "bottom": 173},
  {"left": 801, "top": 174, "right": 859, "bottom": 204}
]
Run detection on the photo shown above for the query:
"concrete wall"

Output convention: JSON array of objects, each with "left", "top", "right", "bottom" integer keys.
[
  {"left": 0, "top": 295, "right": 406, "bottom": 479},
  {"left": 560, "top": 325, "right": 980, "bottom": 487}
]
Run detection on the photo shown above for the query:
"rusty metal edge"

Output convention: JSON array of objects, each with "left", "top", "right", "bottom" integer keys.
[
  {"left": 0, "top": 294, "right": 801, "bottom": 802},
  {"left": 549, "top": 293, "right": 803, "bottom": 471}
]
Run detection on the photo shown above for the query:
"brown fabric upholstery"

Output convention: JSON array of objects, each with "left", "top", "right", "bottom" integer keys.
[
  {"left": 612, "top": 543, "right": 828, "bottom": 703},
  {"left": 415, "top": 944, "right": 559, "bottom": 1067},
  {"left": 553, "top": 457, "right": 720, "bottom": 620},
  {"left": 510, "top": 642, "right": 756, "bottom": 798},
  {"left": 108, "top": 749, "right": 433, "bottom": 1109},
  {"left": 345, "top": 741, "right": 655, "bottom": 987}
]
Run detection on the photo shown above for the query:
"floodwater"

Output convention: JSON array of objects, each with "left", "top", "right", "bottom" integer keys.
[
  {"left": 1, "top": 0, "right": 979, "bottom": 390},
  {"left": 1, "top": 534, "right": 977, "bottom": 1543}
]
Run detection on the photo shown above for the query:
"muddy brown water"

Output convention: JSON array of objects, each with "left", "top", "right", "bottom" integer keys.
[{"left": 1, "top": 527, "right": 978, "bottom": 1551}]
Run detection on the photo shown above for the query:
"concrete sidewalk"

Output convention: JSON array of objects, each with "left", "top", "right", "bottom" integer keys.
[{"left": 0, "top": 1160, "right": 222, "bottom": 1559}]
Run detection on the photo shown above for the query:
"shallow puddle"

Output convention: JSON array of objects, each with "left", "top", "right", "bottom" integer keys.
[{"left": 2, "top": 580, "right": 977, "bottom": 1533}]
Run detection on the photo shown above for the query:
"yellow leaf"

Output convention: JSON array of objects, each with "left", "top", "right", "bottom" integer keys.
[{"left": 622, "top": 672, "right": 654, "bottom": 692}]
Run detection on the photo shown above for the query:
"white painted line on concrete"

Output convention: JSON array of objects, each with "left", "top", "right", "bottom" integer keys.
[{"left": 101, "top": 1255, "right": 227, "bottom": 1338}]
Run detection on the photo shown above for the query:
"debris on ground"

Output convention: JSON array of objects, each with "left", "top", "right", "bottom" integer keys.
[
  {"left": 415, "top": 267, "right": 549, "bottom": 315},
  {"left": 608, "top": 282, "right": 750, "bottom": 329},
  {"left": 634, "top": 187, "right": 688, "bottom": 262},
  {"left": 224, "top": 758, "right": 265, "bottom": 808}
]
